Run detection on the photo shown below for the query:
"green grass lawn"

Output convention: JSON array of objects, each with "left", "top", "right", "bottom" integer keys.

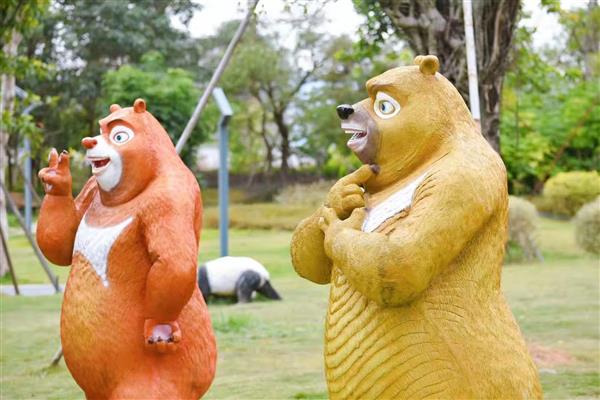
[{"left": 1, "top": 218, "right": 599, "bottom": 399}]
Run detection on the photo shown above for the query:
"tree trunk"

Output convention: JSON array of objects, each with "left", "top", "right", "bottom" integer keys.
[
  {"left": 257, "top": 110, "right": 274, "bottom": 173},
  {"left": 376, "top": 0, "right": 520, "bottom": 152},
  {"left": 479, "top": 77, "right": 503, "bottom": 152},
  {"left": 583, "top": 0, "right": 599, "bottom": 80},
  {"left": 261, "top": 134, "right": 274, "bottom": 172},
  {"left": 272, "top": 109, "right": 290, "bottom": 178},
  {"left": 0, "top": 30, "right": 22, "bottom": 276}
]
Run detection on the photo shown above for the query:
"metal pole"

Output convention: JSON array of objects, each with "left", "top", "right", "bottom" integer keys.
[
  {"left": 218, "top": 116, "right": 229, "bottom": 257},
  {"left": 212, "top": 88, "right": 233, "bottom": 257},
  {"left": 18, "top": 164, "right": 42, "bottom": 204},
  {"left": 462, "top": 0, "right": 481, "bottom": 123},
  {"left": 23, "top": 138, "right": 32, "bottom": 232},
  {"left": 175, "top": 0, "right": 259, "bottom": 154}
]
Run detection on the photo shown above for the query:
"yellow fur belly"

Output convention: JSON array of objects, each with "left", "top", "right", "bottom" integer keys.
[
  {"left": 325, "top": 268, "right": 464, "bottom": 400},
  {"left": 325, "top": 268, "right": 542, "bottom": 400}
]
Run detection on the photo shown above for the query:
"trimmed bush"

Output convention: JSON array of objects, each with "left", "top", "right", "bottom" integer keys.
[
  {"left": 507, "top": 196, "right": 542, "bottom": 262},
  {"left": 574, "top": 197, "right": 600, "bottom": 255},
  {"left": 540, "top": 171, "right": 600, "bottom": 217}
]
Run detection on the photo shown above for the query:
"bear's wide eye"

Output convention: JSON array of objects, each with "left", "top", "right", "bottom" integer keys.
[
  {"left": 114, "top": 133, "right": 128, "bottom": 143},
  {"left": 374, "top": 92, "right": 401, "bottom": 119},
  {"left": 109, "top": 125, "right": 134, "bottom": 145},
  {"left": 379, "top": 101, "right": 395, "bottom": 114}
]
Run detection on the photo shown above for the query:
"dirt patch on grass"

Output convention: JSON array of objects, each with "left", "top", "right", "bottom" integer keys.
[{"left": 528, "top": 343, "right": 575, "bottom": 367}]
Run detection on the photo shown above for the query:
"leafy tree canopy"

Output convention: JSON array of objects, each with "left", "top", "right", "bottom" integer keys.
[
  {"left": 501, "top": 2, "right": 599, "bottom": 194},
  {"left": 101, "top": 51, "right": 215, "bottom": 166}
]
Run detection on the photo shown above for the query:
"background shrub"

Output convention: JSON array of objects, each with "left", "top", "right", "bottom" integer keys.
[
  {"left": 507, "top": 196, "right": 543, "bottom": 262},
  {"left": 574, "top": 197, "right": 600, "bottom": 255},
  {"left": 539, "top": 171, "right": 600, "bottom": 217}
]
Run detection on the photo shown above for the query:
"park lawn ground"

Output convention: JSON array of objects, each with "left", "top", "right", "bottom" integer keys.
[{"left": 1, "top": 218, "right": 599, "bottom": 399}]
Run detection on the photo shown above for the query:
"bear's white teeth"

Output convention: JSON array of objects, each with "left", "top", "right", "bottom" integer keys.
[
  {"left": 346, "top": 130, "right": 367, "bottom": 141},
  {"left": 347, "top": 130, "right": 368, "bottom": 152}
]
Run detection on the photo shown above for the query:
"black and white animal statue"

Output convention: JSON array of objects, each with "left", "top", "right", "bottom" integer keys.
[{"left": 198, "top": 256, "right": 282, "bottom": 303}]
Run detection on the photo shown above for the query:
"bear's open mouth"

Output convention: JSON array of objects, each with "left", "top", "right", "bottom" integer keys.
[
  {"left": 88, "top": 157, "right": 111, "bottom": 174},
  {"left": 346, "top": 129, "right": 367, "bottom": 141},
  {"left": 345, "top": 128, "right": 368, "bottom": 152}
]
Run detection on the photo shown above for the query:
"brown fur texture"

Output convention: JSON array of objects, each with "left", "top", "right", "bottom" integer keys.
[
  {"left": 37, "top": 100, "right": 216, "bottom": 399},
  {"left": 291, "top": 56, "right": 542, "bottom": 399}
]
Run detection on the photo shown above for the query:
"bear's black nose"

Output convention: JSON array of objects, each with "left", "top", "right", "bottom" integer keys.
[{"left": 336, "top": 104, "right": 354, "bottom": 120}]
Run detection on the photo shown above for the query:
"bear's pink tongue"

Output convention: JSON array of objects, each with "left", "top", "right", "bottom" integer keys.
[{"left": 92, "top": 158, "right": 110, "bottom": 168}]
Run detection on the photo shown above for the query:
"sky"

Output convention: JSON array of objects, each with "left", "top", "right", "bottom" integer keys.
[
  {"left": 175, "top": 0, "right": 574, "bottom": 50},
  {"left": 176, "top": 0, "right": 364, "bottom": 39}
]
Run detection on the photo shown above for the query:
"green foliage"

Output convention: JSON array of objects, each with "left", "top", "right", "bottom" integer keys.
[
  {"left": 221, "top": 26, "right": 285, "bottom": 96},
  {"left": 540, "top": 171, "right": 600, "bottom": 217},
  {"left": 0, "top": 0, "right": 49, "bottom": 74},
  {"left": 322, "top": 144, "right": 362, "bottom": 178},
  {"left": 351, "top": 0, "right": 395, "bottom": 59},
  {"left": 47, "top": 0, "right": 201, "bottom": 70},
  {"left": 574, "top": 197, "right": 600, "bottom": 255},
  {"left": 294, "top": 36, "right": 362, "bottom": 172},
  {"left": 507, "top": 196, "right": 542, "bottom": 262},
  {"left": 218, "top": 24, "right": 283, "bottom": 173},
  {"left": 101, "top": 52, "right": 212, "bottom": 165},
  {"left": 209, "top": 13, "right": 406, "bottom": 177},
  {"left": 2, "top": 110, "right": 42, "bottom": 152},
  {"left": 218, "top": 19, "right": 330, "bottom": 175},
  {"left": 8, "top": 0, "right": 598, "bottom": 196},
  {"left": 559, "top": 3, "right": 600, "bottom": 79},
  {"left": 1, "top": 1, "right": 51, "bottom": 189},
  {"left": 295, "top": 36, "right": 407, "bottom": 177},
  {"left": 15, "top": 0, "right": 202, "bottom": 164},
  {"left": 228, "top": 102, "right": 269, "bottom": 174},
  {"left": 501, "top": 4, "right": 600, "bottom": 194}
]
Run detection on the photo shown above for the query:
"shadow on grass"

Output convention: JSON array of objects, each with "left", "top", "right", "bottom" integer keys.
[{"left": 293, "top": 391, "right": 328, "bottom": 399}]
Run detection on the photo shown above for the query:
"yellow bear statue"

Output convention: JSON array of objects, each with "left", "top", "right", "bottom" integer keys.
[{"left": 291, "top": 55, "right": 542, "bottom": 399}]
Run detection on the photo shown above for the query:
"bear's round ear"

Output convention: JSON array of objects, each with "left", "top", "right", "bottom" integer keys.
[
  {"left": 414, "top": 55, "right": 440, "bottom": 76},
  {"left": 109, "top": 104, "right": 122, "bottom": 113},
  {"left": 133, "top": 98, "right": 146, "bottom": 113}
]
